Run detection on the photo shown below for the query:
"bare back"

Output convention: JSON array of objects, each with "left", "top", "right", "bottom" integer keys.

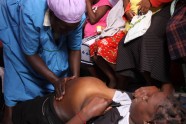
[{"left": 53, "top": 77, "right": 116, "bottom": 122}]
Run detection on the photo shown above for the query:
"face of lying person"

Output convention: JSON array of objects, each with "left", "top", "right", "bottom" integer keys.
[
  {"left": 50, "top": 11, "right": 80, "bottom": 34},
  {"left": 130, "top": 92, "right": 167, "bottom": 124}
]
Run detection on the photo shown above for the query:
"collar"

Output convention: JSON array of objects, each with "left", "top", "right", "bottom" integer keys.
[{"left": 43, "top": 9, "right": 51, "bottom": 26}]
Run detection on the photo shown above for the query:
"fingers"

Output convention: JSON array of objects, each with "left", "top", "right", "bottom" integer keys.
[
  {"left": 126, "top": 10, "right": 135, "bottom": 21},
  {"left": 137, "top": 1, "right": 142, "bottom": 11},
  {"left": 55, "top": 87, "right": 63, "bottom": 101},
  {"left": 67, "top": 76, "right": 76, "bottom": 81},
  {"left": 134, "top": 87, "right": 147, "bottom": 98},
  {"left": 137, "top": 0, "right": 149, "bottom": 15},
  {"left": 54, "top": 76, "right": 75, "bottom": 101},
  {"left": 54, "top": 79, "right": 66, "bottom": 101}
]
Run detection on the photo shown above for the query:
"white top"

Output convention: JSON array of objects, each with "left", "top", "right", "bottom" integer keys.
[
  {"left": 109, "top": 0, "right": 119, "bottom": 7},
  {"left": 112, "top": 91, "right": 132, "bottom": 124}
]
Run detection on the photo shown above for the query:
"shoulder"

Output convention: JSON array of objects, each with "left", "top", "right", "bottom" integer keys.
[{"left": 20, "top": 0, "right": 47, "bottom": 27}]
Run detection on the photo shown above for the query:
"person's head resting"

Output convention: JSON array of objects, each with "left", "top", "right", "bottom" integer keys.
[
  {"left": 130, "top": 92, "right": 186, "bottom": 124},
  {"left": 47, "top": 0, "right": 85, "bottom": 34}
]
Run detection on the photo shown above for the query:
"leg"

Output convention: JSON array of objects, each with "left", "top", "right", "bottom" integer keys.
[
  {"left": 93, "top": 56, "right": 117, "bottom": 88},
  {"left": 116, "top": 74, "right": 130, "bottom": 90},
  {"left": 87, "top": 66, "right": 99, "bottom": 78},
  {"left": 142, "top": 71, "right": 160, "bottom": 86},
  {"left": 2, "top": 105, "right": 13, "bottom": 124}
]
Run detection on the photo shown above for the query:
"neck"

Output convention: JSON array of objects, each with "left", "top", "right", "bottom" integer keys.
[{"left": 129, "top": 115, "right": 135, "bottom": 124}]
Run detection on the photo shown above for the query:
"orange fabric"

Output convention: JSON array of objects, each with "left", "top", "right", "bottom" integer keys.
[
  {"left": 150, "top": 0, "right": 172, "bottom": 7},
  {"left": 90, "top": 31, "right": 125, "bottom": 64},
  {"left": 124, "top": 2, "right": 131, "bottom": 13}
]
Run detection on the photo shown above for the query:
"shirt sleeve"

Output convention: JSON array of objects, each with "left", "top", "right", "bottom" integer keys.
[
  {"left": 67, "top": 14, "right": 86, "bottom": 50},
  {"left": 20, "top": 8, "right": 40, "bottom": 55},
  {"left": 150, "top": 0, "right": 172, "bottom": 7}
]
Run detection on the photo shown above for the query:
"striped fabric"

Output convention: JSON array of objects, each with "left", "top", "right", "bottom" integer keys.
[{"left": 116, "top": 5, "right": 171, "bottom": 83}]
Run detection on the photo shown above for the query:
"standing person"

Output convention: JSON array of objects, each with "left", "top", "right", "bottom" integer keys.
[
  {"left": 84, "top": 0, "right": 126, "bottom": 88},
  {"left": 166, "top": 0, "right": 186, "bottom": 62},
  {"left": 0, "top": 0, "right": 85, "bottom": 123},
  {"left": 116, "top": 0, "right": 174, "bottom": 92}
]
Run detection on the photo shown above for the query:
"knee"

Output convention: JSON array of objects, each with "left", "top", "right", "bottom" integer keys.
[{"left": 92, "top": 55, "right": 98, "bottom": 62}]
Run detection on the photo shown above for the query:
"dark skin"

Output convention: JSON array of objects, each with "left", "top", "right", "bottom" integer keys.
[
  {"left": 3, "top": 10, "right": 81, "bottom": 124},
  {"left": 11, "top": 77, "right": 173, "bottom": 124},
  {"left": 124, "top": 0, "right": 151, "bottom": 21},
  {"left": 86, "top": 0, "right": 118, "bottom": 88},
  {"left": 67, "top": 97, "right": 112, "bottom": 124},
  {"left": 47, "top": 77, "right": 167, "bottom": 124},
  {"left": 25, "top": 11, "right": 81, "bottom": 100},
  {"left": 137, "top": 0, "right": 151, "bottom": 14},
  {"left": 86, "top": 0, "right": 111, "bottom": 24},
  {"left": 124, "top": 0, "right": 136, "bottom": 21}
]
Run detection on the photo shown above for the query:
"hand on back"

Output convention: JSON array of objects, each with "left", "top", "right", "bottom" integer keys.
[{"left": 54, "top": 76, "right": 77, "bottom": 101}]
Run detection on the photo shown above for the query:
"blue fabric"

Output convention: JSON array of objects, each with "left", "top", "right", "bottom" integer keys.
[{"left": 0, "top": 0, "right": 85, "bottom": 106}]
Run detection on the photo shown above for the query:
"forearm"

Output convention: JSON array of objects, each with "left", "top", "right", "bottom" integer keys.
[
  {"left": 123, "top": 0, "right": 130, "bottom": 9},
  {"left": 86, "top": 1, "right": 98, "bottom": 24},
  {"left": 66, "top": 111, "right": 88, "bottom": 124},
  {"left": 69, "top": 50, "right": 81, "bottom": 77},
  {"left": 25, "top": 54, "right": 59, "bottom": 83}
]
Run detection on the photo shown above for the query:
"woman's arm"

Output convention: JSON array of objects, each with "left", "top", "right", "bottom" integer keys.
[
  {"left": 134, "top": 83, "right": 174, "bottom": 98},
  {"left": 86, "top": 0, "right": 111, "bottom": 24},
  {"left": 137, "top": 0, "right": 172, "bottom": 14},
  {"left": 67, "top": 97, "right": 112, "bottom": 124},
  {"left": 25, "top": 54, "right": 65, "bottom": 100},
  {"left": 123, "top": 0, "right": 136, "bottom": 21}
]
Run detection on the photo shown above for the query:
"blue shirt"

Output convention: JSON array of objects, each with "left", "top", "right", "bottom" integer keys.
[{"left": 0, "top": 0, "right": 85, "bottom": 106}]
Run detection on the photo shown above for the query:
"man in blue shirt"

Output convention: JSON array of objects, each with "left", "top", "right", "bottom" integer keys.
[{"left": 0, "top": 0, "right": 86, "bottom": 123}]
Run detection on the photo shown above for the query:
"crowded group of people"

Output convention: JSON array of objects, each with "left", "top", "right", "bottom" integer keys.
[{"left": 0, "top": 0, "right": 185, "bottom": 123}]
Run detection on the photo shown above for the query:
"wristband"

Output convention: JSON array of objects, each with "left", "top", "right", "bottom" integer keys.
[{"left": 77, "top": 112, "right": 86, "bottom": 124}]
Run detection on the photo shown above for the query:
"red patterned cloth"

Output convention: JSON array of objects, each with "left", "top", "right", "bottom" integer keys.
[{"left": 90, "top": 31, "right": 125, "bottom": 64}]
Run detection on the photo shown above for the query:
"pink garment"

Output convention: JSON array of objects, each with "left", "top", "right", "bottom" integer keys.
[
  {"left": 84, "top": 0, "right": 111, "bottom": 38},
  {"left": 47, "top": 0, "right": 86, "bottom": 23}
]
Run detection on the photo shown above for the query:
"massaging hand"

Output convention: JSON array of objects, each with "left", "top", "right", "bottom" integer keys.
[
  {"left": 137, "top": 0, "right": 151, "bottom": 15},
  {"left": 54, "top": 76, "right": 76, "bottom": 101},
  {"left": 125, "top": 10, "right": 136, "bottom": 21},
  {"left": 134, "top": 86, "right": 160, "bottom": 98},
  {"left": 80, "top": 97, "right": 112, "bottom": 121}
]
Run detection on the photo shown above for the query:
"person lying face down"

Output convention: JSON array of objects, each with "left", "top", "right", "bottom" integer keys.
[{"left": 12, "top": 77, "right": 186, "bottom": 124}]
